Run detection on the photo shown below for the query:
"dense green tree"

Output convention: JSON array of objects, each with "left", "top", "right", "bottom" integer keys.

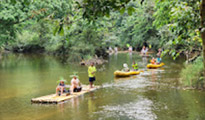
[
  {"left": 153, "top": 0, "right": 202, "bottom": 60},
  {"left": 0, "top": 0, "right": 72, "bottom": 45}
]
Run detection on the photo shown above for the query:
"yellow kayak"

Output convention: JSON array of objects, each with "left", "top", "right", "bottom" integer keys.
[
  {"left": 114, "top": 70, "right": 140, "bottom": 77},
  {"left": 147, "top": 63, "right": 165, "bottom": 69}
]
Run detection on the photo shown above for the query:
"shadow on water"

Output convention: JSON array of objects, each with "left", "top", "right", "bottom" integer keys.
[{"left": 0, "top": 53, "right": 205, "bottom": 120}]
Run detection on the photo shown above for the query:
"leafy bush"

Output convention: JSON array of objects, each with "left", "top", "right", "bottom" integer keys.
[
  {"left": 180, "top": 56, "right": 204, "bottom": 88},
  {"left": 8, "top": 30, "right": 41, "bottom": 52},
  {"left": 44, "top": 36, "right": 65, "bottom": 52}
]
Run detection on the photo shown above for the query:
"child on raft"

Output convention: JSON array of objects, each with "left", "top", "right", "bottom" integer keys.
[
  {"left": 132, "top": 61, "right": 138, "bottom": 71},
  {"left": 151, "top": 57, "right": 156, "bottom": 65},
  {"left": 122, "top": 63, "right": 130, "bottom": 72},
  {"left": 70, "top": 74, "right": 82, "bottom": 94},
  {"left": 56, "top": 77, "right": 68, "bottom": 96}
]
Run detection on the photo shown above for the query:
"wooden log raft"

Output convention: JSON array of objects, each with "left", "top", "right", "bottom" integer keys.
[{"left": 31, "top": 85, "right": 101, "bottom": 104}]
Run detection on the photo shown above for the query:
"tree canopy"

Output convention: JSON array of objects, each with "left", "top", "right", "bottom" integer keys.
[{"left": 0, "top": 0, "right": 203, "bottom": 60}]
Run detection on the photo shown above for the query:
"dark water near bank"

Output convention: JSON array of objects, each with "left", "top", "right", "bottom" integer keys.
[{"left": 0, "top": 53, "right": 205, "bottom": 120}]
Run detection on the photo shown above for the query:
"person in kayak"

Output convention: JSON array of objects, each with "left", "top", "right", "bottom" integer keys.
[
  {"left": 122, "top": 63, "right": 130, "bottom": 72},
  {"left": 56, "top": 78, "right": 67, "bottom": 96},
  {"left": 132, "top": 61, "right": 138, "bottom": 71},
  {"left": 151, "top": 57, "right": 156, "bottom": 64},
  {"left": 156, "top": 48, "right": 162, "bottom": 64},
  {"left": 70, "top": 74, "right": 82, "bottom": 94},
  {"left": 88, "top": 62, "right": 97, "bottom": 88}
]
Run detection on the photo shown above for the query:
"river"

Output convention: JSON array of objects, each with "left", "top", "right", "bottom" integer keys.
[{"left": 0, "top": 53, "right": 205, "bottom": 120}]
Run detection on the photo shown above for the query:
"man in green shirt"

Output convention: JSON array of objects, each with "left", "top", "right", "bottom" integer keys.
[{"left": 88, "top": 62, "right": 97, "bottom": 88}]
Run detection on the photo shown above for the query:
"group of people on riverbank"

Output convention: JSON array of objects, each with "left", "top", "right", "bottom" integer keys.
[
  {"left": 56, "top": 63, "right": 97, "bottom": 96},
  {"left": 108, "top": 44, "right": 149, "bottom": 54},
  {"left": 109, "top": 46, "right": 118, "bottom": 53}
]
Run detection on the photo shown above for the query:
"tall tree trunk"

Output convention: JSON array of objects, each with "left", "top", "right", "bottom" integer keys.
[{"left": 200, "top": 0, "right": 205, "bottom": 87}]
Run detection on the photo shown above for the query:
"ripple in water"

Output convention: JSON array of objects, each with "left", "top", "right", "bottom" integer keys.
[
  {"left": 95, "top": 97, "right": 157, "bottom": 120},
  {"left": 113, "top": 76, "right": 153, "bottom": 91}
]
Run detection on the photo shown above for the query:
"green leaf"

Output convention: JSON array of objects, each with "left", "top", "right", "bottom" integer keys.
[
  {"left": 171, "top": 51, "right": 176, "bottom": 56},
  {"left": 11, "top": 0, "right": 16, "bottom": 4},
  {"left": 176, "top": 53, "right": 180, "bottom": 57},
  {"left": 127, "top": 6, "right": 135, "bottom": 15},
  {"left": 120, "top": 7, "right": 125, "bottom": 15},
  {"left": 59, "top": 27, "right": 64, "bottom": 36},
  {"left": 53, "top": 26, "right": 60, "bottom": 36}
]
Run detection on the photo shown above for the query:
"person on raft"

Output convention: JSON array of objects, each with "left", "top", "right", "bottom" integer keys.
[
  {"left": 132, "top": 61, "right": 138, "bottom": 71},
  {"left": 156, "top": 48, "right": 162, "bottom": 64},
  {"left": 70, "top": 74, "right": 82, "bottom": 94},
  {"left": 141, "top": 46, "right": 148, "bottom": 55},
  {"left": 122, "top": 63, "right": 130, "bottom": 72},
  {"left": 88, "top": 62, "right": 97, "bottom": 88},
  {"left": 151, "top": 57, "right": 156, "bottom": 65},
  {"left": 56, "top": 77, "right": 67, "bottom": 96}
]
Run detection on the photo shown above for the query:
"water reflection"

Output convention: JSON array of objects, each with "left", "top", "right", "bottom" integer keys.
[
  {"left": 150, "top": 69, "right": 157, "bottom": 90},
  {"left": 114, "top": 52, "right": 118, "bottom": 60},
  {"left": 114, "top": 76, "right": 137, "bottom": 82},
  {"left": 88, "top": 92, "right": 97, "bottom": 114},
  {"left": 142, "top": 56, "right": 148, "bottom": 66},
  {"left": 129, "top": 52, "right": 132, "bottom": 60},
  {"left": 95, "top": 97, "right": 157, "bottom": 120}
]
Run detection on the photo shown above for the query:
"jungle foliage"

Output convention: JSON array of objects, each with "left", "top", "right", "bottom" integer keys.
[
  {"left": 1, "top": 0, "right": 202, "bottom": 57},
  {"left": 0, "top": 0, "right": 154, "bottom": 58},
  {"left": 153, "top": 0, "right": 202, "bottom": 60},
  {"left": 180, "top": 56, "right": 204, "bottom": 89},
  {"left": 0, "top": 0, "right": 202, "bottom": 55}
]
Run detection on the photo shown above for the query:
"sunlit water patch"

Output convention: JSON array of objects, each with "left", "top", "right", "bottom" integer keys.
[{"left": 94, "top": 97, "right": 157, "bottom": 120}]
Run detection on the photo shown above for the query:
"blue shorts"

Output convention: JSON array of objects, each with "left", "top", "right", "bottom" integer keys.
[{"left": 89, "top": 77, "right": 96, "bottom": 82}]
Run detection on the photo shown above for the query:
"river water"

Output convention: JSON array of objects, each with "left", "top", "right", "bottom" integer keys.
[{"left": 0, "top": 53, "right": 205, "bottom": 120}]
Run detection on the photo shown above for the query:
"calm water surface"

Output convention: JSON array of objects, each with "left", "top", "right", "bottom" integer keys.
[{"left": 0, "top": 53, "right": 205, "bottom": 120}]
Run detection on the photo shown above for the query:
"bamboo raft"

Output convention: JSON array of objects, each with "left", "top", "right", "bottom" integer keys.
[{"left": 31, "top": 85, "right": 101, "bottom": 104}]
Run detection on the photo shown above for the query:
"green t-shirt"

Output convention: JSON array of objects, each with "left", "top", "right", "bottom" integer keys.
[
  {"left": 88, "top": 66, "right": 96, "bottom": 77},
  {"left": 132, "top": 63, "right": 138, "bottom": 70}
]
